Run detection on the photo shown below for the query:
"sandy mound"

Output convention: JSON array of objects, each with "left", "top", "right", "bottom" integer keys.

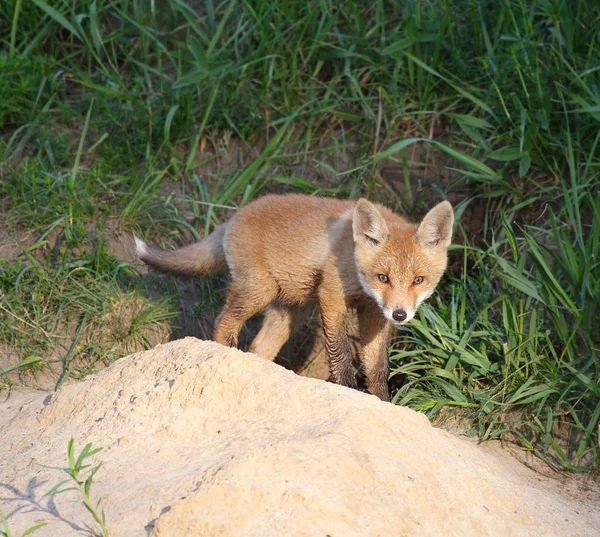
[{"left": 1, "top": 338, "right": 598, "bottom": 536}]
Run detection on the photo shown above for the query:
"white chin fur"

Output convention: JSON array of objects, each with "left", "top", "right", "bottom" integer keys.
[{"left": 134, "top": 235, "right": 148, "bottom": 257}]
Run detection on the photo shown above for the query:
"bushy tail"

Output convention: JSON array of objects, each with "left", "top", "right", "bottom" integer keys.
[{"left": 135, "top": 223, "right": 228, "bottom": 277}]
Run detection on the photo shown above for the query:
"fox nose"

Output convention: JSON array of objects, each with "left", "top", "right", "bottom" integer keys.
[{"left": 392, "top": 309, "right": 407, "bottom": 322}]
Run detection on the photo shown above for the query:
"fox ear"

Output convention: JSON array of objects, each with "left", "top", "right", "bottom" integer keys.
[
  {"left": 416, "top": 201, "right": 454, "bottom": 250},
  {"left": 353, "top": 199, "right": 390, "bottom": 247}
]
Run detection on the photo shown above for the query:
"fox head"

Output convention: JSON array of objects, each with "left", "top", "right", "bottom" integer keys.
[{"left": 352, "top": 199, "right": 454, "bottom": 326}]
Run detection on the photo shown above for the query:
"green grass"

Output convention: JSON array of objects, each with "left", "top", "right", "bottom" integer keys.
[
  {"left": 0, "top": 0, "right": 598, "bottom": 470},
  {"left": 1, "top": 437, "right": 107, "bottom": 536},
  {"left": 44, "top": 438, "right": 109, "bottom": 537},
  {"left": 0, "top": 514, "right": 46, "bottom": 537}
]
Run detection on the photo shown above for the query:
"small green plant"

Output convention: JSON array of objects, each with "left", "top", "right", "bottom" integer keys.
[
  {"left": 44, "top": 438, "right": 109, "bottom": 537},
  {"left": 0, "top": 513, "right": 46, "bottom": 537}
]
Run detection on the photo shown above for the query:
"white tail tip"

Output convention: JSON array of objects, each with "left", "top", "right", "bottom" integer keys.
[{"left": 134, "top": 235, "right": 148, "bottom": 258}]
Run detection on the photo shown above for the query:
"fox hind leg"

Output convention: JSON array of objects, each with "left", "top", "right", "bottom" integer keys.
[
  {"left": 214, "top": 279, "right": 277, "bottom": 349},
  {"left": 249, "top": 303, "right": 303, "bottom": 361}
]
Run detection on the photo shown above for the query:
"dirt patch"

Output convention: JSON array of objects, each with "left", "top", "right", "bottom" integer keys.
[{"left": 1, "top": 338, "right": 598, "bottom": 536}]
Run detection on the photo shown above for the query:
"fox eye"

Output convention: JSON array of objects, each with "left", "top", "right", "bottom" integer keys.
[
  {"left": 377, "top": 274, "right": 389, "bottom": 284},
  {"left": 413, "top": 276, "right": 424, "bottom": 285}
]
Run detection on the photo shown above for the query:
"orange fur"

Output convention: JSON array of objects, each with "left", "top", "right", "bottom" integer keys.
[{"left": 137, "top": 194, "right": 454, "bottom": 401}]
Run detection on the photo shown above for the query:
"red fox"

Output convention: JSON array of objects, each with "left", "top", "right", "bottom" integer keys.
[{"left": 136, "top": 194, "right": 453, "bottom": 401}]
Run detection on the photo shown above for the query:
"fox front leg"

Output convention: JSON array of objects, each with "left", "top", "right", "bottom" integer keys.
[
  {"left": 358, "top": 303, "right": 392, "bottom": 401},
  {"left": 319, "top": 297, "right": 357, "bottom": 390}
]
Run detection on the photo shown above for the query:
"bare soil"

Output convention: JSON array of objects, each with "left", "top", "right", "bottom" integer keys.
[{"left": 1, "top": 339, "right": 598, "bottom": 536}]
